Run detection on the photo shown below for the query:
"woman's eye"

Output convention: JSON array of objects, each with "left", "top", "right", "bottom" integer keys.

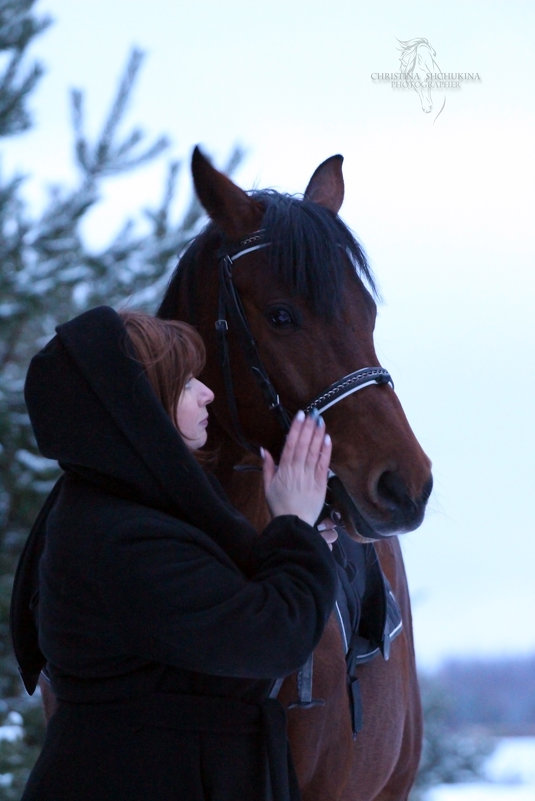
[{"left": 266, "top": 307, "right": 296, "bottom": 329}]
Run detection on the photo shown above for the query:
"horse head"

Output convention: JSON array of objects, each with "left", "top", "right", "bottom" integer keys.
[{"left": 159, "top": 148, "right": 432, "bottom": 541}]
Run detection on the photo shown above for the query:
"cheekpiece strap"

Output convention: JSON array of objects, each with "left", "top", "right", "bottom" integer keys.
[{"left": 216, "top": 235, "right": 291, "bottom": 453}]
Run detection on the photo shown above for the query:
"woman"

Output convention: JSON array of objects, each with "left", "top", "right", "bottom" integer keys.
[{"left": 19, "top": 305, "right": 338, "bottom": 801}]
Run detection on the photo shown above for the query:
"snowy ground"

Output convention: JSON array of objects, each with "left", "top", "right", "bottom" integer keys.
[{"left": 426, "top": 738, "right": 535, "bottom": 801}]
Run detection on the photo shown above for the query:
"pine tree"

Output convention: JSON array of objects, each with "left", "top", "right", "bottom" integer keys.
[{"left": 0, "top": 2, "right": 242, "bottom": 794}]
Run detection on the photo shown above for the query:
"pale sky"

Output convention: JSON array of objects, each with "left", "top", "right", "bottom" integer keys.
[{"left": 6, "top": 0, "right": 535, "bottom": 669}]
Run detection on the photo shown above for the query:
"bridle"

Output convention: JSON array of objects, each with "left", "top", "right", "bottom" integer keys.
[{"left": 215, "top": 230, "right": 394, "bottom": 455}]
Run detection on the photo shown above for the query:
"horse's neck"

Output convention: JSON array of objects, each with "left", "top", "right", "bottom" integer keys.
[
  {"left": 374, "top": 537, "right": 406, "bottom": 593},
  {"left": 212, "top": 434, "right": 270, "bottom": 532}
]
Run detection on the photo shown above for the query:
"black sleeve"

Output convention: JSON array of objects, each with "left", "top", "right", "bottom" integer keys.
[{"left": 99, "top": 514, "right": 338, "bottom": 679}]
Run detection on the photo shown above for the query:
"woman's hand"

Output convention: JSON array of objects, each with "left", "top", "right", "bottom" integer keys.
[
  {"left": 316, "top": 517, "right": 338, "bottom": 550},
  {"left": 261, "top": 410, "right": 332, "bottom": 527}
]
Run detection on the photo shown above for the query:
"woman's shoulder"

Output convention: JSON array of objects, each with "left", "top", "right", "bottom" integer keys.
[{"left": 51, "top": 473, "right": 212, "bottom": 548}]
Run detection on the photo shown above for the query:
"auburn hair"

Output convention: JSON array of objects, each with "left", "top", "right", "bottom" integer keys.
[{"left": 119, "top": 310, "right": 206, "bottom": 433}]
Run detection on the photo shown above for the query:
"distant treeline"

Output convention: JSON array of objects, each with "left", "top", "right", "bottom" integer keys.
[{"left": 420, "top": 654, "right": 535, "bottom": 735}]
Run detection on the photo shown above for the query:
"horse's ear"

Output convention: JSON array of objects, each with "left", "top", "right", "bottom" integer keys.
[
  {"left": 304, "top": 154, "right": 344, "bottom": 214},
  {"left": 191, "top": 146, "right": 263, "bottom": 240}
]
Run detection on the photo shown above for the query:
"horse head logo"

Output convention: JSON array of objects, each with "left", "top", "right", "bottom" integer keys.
[{"left": 398, "top": 37, "right": 444, "bottom": 116}]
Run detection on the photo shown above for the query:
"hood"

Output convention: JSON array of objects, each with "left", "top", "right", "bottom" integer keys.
[{"left": 24, "top": 306, "right": 256, "bottom": 569}]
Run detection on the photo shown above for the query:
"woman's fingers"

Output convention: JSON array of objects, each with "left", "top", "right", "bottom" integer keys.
[
  {"left": 262, "top": 410, "right": 332, "bottom": 526},
  {"left": 316, "top": 516, "right": 338, "bottom": 550},
  {"left": 316, "top": 433, "right": 332, "bottom": 480},
  {"left": 305, "top": 414, "right": 328, "bottom": 470},
  {"left": 279, "top": 410, "right": 327, "bottom": 472},
  {"left": 261, "top": 447, "right": 276, "bottom": 492},
  {"left": 277, "top": 410, "right": 305, "bottom": 467}
]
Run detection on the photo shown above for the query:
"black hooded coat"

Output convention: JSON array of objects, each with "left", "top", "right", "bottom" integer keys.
[{"left": 17, "top": 307, "right": 338, "bottom": 801}]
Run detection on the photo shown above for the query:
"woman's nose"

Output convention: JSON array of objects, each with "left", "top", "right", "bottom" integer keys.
[{"left": 200, "top": 382, "right": 214, "bottom": 404}]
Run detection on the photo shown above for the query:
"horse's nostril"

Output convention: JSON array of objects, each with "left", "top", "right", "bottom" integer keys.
[
  {"left": 375, "top": 470, "right": 431, "bottom": 531},
  {"left": 376, "top": 470, "right": 410, "bottom": 513}
]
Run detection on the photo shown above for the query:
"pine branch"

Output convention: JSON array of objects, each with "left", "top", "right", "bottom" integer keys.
[
  {"left": 0, "top": 0, "right": 50, "bottom": 136},
  {"left": 72, "top": 48, "right": 170, "bottom": 181}
]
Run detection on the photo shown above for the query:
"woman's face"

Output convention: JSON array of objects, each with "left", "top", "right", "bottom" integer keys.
[{"left": 175, "top": 377, "right": 214, "bottom": 450}]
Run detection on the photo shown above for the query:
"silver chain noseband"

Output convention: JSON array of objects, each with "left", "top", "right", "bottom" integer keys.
[{"left": 304, "top": 367, "right": 393, "bottom": 416}]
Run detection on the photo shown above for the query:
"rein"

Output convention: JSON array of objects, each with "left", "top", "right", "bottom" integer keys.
[{"left": 216, "top": 230, "right": 394, "bottom": 454}]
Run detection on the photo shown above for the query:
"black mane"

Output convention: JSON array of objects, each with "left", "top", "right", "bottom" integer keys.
[{"left": 158, "top": 190, "right": 376, "bottom": 320}]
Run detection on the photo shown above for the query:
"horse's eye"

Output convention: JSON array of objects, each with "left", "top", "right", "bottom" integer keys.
[{"left": 266, "top": 306, "right": 297, "bottom": 329}]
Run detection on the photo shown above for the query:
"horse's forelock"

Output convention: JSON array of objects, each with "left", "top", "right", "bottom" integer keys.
[{"left": 249, "top": 190, "right": 376, "bottom": 318}]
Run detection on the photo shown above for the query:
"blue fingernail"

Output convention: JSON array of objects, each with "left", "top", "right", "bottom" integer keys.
[
  {"left": 296, "top": 410, "right": 305, "bottom": 421},
  {"left": 317, "top": 415, "right": 325, "bottom": 427},
  {"left": 309, "top": 408, "right": 319, "bottom": 420}
]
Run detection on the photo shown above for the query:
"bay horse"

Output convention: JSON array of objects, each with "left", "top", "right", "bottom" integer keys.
[{"left": 156, "top": 148, "right": 433, "bottom": 800}]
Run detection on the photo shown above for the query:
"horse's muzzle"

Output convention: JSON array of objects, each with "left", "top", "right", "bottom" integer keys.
[{"left": 328, "top": 473, "right": 433, "bottom": 541}]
